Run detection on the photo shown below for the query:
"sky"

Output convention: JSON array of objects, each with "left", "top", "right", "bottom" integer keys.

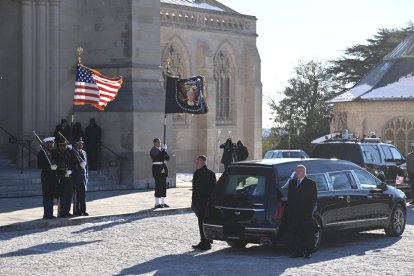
[{"left": 218, "top": 0, "right": 414, "bottom": 128}]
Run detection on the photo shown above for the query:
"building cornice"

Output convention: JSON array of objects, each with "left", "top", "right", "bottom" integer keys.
[{"left": 160, "top": 4, "right": 257, "bottom": 37}]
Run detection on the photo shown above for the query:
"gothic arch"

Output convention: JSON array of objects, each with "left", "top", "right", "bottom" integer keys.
[
  {"left": 161, "top": 37, "right": 191, "bottom": 78},
  {"left": 213, "top": 43, "right": 237, "bottom": 123},
  {"left": 383, "top": 117, "right": 414, "bottom": 155},
  {"left": 161, "top": 37, "right": 191, "bottom": 124}
]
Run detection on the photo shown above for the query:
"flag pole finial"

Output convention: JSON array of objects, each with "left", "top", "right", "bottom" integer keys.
[{"left": 76, "top": 46, "right": 83, "bottom": 64}]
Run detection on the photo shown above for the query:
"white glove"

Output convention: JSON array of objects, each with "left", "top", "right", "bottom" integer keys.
[
  {"left": 66, "top": 170, "right": 72, "bottom": 176},
  {"left": 67, "top": 144, "right": 73, "bottom": 150},
  {"left": 50, "top": 164, "right": 58, "bottom": 171},
  {"left": 80, "top": 162, "right": 86, "bottom": 169},
  {"left": 163, "top": 144, "right": 168, "bottom": 151}
]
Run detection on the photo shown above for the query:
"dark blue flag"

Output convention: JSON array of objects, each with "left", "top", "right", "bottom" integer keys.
[{"left": 165, "top": 75, "right": 209, "bottom": 114}]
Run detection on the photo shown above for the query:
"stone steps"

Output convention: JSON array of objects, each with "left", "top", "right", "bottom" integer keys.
[
  {"left": 0, "top": 154, "right": 16, "bottom": 169},
  {"left": 0, "top": 169, "right": 124, "bottom": 198}
]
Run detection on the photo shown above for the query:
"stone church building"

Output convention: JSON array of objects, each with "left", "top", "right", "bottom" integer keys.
[
  {"left": 329, "top": 32, "right": 414, "bottom": 155},
  {"left": 0, "top": 0, "right": 262, "bottom": 189}
]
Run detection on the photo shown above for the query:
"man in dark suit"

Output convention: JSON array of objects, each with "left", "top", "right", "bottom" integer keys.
[
  {"left": 287, "top": 165, "right": 317, "bottom": 258},
  {"left": 191, "top": 155, "right": 216, "bottom": 250},
  {"left": 54, "top": 119, "right": 71, "bottom": 142},
  {"left": 150, "top": 138, "right": 170, "bottom": 208}
]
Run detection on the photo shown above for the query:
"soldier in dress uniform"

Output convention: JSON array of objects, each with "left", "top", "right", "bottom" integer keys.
[
  {"left": 54, "top": 137, "right": 74, "bottom": 218},
  {"left": 72, "top": 137, "right": 89, "bottom": 216},
  {"left": 150, "top": 138, "right": 170, "bottom": 208},
  {"left": 37, "top": 137, "right": 59, "bottom": 219}
]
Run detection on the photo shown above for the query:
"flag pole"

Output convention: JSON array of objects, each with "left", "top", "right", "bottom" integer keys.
[
  {"left": 163, "top": 57, "right": 171, "bottom": 145},
  {"left": 71, "top": 46, "right": 83, "bottom": 143}
]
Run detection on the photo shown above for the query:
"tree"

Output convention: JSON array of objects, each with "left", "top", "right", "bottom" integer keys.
[
  {"left": 269, "top": 60, "right": 339, "bottom": 153},
  {"left": 329, "top": 24, "right": 414, "bottom": 90}
]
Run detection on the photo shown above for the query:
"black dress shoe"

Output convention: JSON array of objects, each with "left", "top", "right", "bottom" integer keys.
[
  {"left": 290, "top": 252, "right": 304, "bottom": 258},
  {"left": 155, "top": 204, "right": 163, "bottom": 209},
  {"left": 43, "top": 216, "right": 56, "bottom": 219},
  {"left": 163, "top": 204, "right": 170, "bottom": 208},
  {"left": 73, "top": 212, "right": 82, "bottom": 217},
  {"left": 82, "top": 212, "right": 89, "bottom": 216},
  {"left": 192, "top": 243, "right": 211, "bottom": 250}
]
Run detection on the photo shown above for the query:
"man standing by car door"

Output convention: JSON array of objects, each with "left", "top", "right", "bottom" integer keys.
[
  {"left": 191, "top": 155, "right": 217, "bottom": 250},
  {"left": 287, "top": 165, "right": 317, "bottom": 258},
  {"left": 407, "top": 144, "right": 414, "bottom": 204}
]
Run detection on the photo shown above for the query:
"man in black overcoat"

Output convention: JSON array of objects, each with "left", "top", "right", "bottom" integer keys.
[
  {"left": 37, "top": 137, "right": 58, "bottom": 219},
  {"left": 191, "top": 155, "right": 217, "bottom": 250},
  {"left": 287, "top": 165, "right": 317, "bottom": 258},
  {"left": 150, "top": 138, "right": 170, "bottom": 208},
  {"left": 54, "top": 119, "right": 71, "bottom": 141}
]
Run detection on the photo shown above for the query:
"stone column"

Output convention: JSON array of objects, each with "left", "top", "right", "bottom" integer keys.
[
  {"left": 36, "top": 0, "right": 48, "bottom": 133},
  {"left": 21, "top": 0, "right": 34, "bottom": 136},
  {"left": 49, "top": 0, "right": 60, "bottom": 126}
]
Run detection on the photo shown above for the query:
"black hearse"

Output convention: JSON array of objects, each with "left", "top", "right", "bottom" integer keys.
[{"left": 203, "top": 159, "right": 407, "bottom": 249}]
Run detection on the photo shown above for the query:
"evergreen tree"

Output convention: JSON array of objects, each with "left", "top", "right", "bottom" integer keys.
[
  {"left": 329, "top": 24, "right": 414, "bottom": 90},
  {"left": 269, "top": 60, "right": 339, "bottom": 153}
]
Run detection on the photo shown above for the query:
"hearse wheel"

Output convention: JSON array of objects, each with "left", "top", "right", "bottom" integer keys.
[
  {"left": 384, "top": 204, "right": 406, "bottom": 237},
  {"left": 227, "top": 240, "right": 248, "bottom": 248}
]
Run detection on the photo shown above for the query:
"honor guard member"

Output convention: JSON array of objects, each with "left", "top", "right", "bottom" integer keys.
[
  {"left": 150, "top": 138, "right": 170, "bottom": 208},
  {"left": 72, "top": 137, "right": 89, "bottom": 216},
  {"left": 37, "top": 137, "right": 59, "bottom": 219},
  {"left": 54, "top": 137, "right": 74, "bottom": 218}
]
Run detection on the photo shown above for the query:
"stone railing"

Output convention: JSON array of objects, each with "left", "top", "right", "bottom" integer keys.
[{"left": 160, "top": 5, "right": 257, "bottom": 36}]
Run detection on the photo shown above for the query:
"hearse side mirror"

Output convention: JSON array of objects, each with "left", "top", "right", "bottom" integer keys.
[{"left": 375, "top": 182, "right": 387, "bottom": 191}]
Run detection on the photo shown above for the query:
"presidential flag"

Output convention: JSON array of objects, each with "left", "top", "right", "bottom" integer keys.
[
  {"left": 165, "top": 75, "right": 208, "bottom": 114},
  {"left": 74, "top": 64, "right": 123, "bottom": 110}
]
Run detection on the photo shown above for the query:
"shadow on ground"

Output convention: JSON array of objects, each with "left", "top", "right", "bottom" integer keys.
[
  {"left": 0, "top": 240, "right": 101, "bottom": 258},
  {"left": 116, "top": 231, "right": 401, "bottom": 275}
]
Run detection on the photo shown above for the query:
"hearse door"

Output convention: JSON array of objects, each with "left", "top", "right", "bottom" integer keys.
[
  {"left": 352, "top": 170, "right": 390, "bottom": 225},
  {"left": 326, "top": 171, "right": 359, "bottom": 229}
]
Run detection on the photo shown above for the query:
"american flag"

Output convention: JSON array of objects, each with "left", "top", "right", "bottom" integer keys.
[{"left": 74, "top": 64, "right": 123, "bottom": 110}]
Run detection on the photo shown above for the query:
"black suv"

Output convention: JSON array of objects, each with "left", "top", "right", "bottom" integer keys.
[
  {"left": 203, "top": 159, "right": 407, "bottom": 250},
  {"left": 311, "top": 140, "right": 410, "bottom": 192}
]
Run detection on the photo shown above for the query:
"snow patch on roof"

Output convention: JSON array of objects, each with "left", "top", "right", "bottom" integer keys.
[
  {"left": 360, "top": 73, "right": 414, "bottom": 100},
  {"left": 327, "top": 84, "right": 373, "bottom": 103},
  {"left": 161, "top": 0, "right": 224, "bottom": 12}
]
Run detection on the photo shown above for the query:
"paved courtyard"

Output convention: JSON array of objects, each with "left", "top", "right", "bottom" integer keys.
[{"left": 1, "top": 204, "right": 413, "bottom": 276}]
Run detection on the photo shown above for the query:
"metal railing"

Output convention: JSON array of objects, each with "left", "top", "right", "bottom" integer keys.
[
  {"left": 0, "top": 126, "right": 37, "bottom": 173},
  {"left": 100, "top": 143, "right": 123, "bottom": 184}
]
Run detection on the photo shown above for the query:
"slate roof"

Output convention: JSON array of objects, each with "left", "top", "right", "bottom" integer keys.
[{"left": 328, "top": 32, "right": 414, "bottom": 103}]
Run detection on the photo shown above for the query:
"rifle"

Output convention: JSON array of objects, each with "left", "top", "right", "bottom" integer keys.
[
  {"left": 32, "top": 131, "right": 58, "bottom": 170},
  {"left": 57, "top": 131, "right": 86, "bottom": 168}
]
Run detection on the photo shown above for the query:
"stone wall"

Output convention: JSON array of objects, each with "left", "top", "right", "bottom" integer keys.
[
  {"left": 331, "top": 100, "right": 414, "bottom": 155},
  {"left": 160, "top": 4, "right": 262, "bottom": 172}
]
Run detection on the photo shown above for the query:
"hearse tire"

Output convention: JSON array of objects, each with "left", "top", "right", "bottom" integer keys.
[{"left": 384, "top": 204, "right": 406, "bottom": 237}]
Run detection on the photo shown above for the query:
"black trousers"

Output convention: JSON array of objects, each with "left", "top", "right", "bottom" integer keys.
[
  {"left": 409, "top": 173, "right": 414, "bottom": 199},
  {"left": 73, "top": 185, "right": 86, "bottom": 214},
  {"left": 154, "top": 175, "right": 167, "bottom": 198},
  {"left": 197, "top": 216, "right": 208, "bottom": 244},
  {"left": 291, "top": 217, "right": 316, "bottom": 253},
  {"left": 43, "top": 196, "right": 54, "bottom": 217}
]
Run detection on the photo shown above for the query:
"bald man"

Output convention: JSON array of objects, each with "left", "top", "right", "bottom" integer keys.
[{"left": 287, "top": 165, "right": 317, "bottom": 258}]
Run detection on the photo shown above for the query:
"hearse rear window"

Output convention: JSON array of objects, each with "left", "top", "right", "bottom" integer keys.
[{"left": 223, "top": 174, "right": 266, "bottom": 196}]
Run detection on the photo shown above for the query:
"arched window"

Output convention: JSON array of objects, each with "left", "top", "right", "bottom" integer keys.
[
  {"left": 214, "top": 48, "right": 234, "bottom": 122},
  {"left": 162, "top": 43, "right": 188, "bottom": 124},
  {"left": 383, "top": 117, "right": 414, "bottom": 155}
]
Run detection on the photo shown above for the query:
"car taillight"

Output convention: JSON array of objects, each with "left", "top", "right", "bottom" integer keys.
[{"left": 272, "top": 202, "right": 285, "bottom": 220}]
